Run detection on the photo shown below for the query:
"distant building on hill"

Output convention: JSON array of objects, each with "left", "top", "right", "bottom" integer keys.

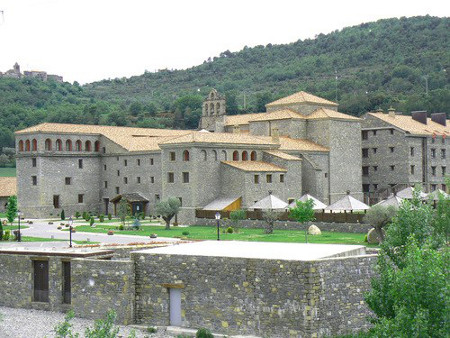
[{"left": 0, "top": 62, "right": 63, "bottom": 82}]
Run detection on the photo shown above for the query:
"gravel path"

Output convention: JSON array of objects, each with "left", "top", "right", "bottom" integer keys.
[{"left": 0, "top": 306, "right": 175, "bottom": 338}]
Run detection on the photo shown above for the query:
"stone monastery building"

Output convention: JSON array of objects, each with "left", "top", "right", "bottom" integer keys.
[{"left": 15, "top": 90, "right": 362, "bottom": 223}]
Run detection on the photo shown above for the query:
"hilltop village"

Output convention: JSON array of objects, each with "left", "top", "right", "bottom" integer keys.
[{"left": 0, "top": 62, "right": 63, "bottom": 82}]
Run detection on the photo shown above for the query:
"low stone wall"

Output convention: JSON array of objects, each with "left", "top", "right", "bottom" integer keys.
[
  {"left": 195, "top": 218, "right": 372, "bottom": 233},
  {"left": 72, "top": 258, "right": 135, "bottom": 324},
  {"left": 132, "top": 250, "right": 378, "bottom": 337}
]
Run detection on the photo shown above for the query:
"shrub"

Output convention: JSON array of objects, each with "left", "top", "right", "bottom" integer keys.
[
  {"left": 60, "top": 209, "right": 65, "bottom": 221},
  {"left": 364, "top": 234, "right": 368, "bottom": 242},
  {"left": 147, "top": 326, "right": 157, "bottom": 333},
  {"left": 82, "top": 212, "right": 88, "bottom": 221},
  {"left": 196, "top": 328, "right": 214, "bottom": 338},
  {"left": 75, "top": 211, "right": 80, "bottom": 219},
  {"left": 141, "top": 212, "right": 146, "bottom": 220},
  {"left": 118, "top": 224, "right": 124, "bottom": 231},
  {"left": 107, "top": 230, "right": 114, "bottom": 235},
  {"left": 132, "top": 218, "right": 141, "bottom": 230},
  {"left": 0, "top": 221, "right": 3, "bottom": 240},
  {"left": 3, "top": 230, "right": 10, "bottom": 241},
  {"left": 107, "top": 213, "right": 112, "bottom": 220},
  {"left": 89, "top": 216, "right": 95, "bottom": 226},
  {"left": 99, "top": 214, "right": 105, "bottom": 222},
  {"left": 226, "top": 227, "right": 234, "bottom": 234},
  {"left": 182, "top": 230, "right": 189, "bottom": 236}
]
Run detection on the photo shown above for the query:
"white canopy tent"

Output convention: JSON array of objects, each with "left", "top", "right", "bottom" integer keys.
[{"left": 288, "top": 194, "right": 327, "bottom": 210}]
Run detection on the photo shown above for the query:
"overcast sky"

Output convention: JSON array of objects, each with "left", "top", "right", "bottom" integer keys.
[{"left": 1, "top": 0, "right": 448, "bottom": 84}]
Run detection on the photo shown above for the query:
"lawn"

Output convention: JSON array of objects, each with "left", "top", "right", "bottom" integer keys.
[
  {"left": 0, "top": 167, "right": 16, "bottom": 177},
  {"left": 70, "top": 224, "right": 371, "bottom": 246}
]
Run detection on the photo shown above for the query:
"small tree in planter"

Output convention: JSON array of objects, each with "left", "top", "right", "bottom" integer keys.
[
  {"left": 75, "top": 211, "right": 80, "bottom": 219},
  {"left": 89, "top": 216, "right": 95, "bottom": 226},
  {"left": 155, "top": 197, "right": 181, "bottom": 230},
  {"left": 289, "top": 199, "right": 315, "bottom": 243},
  {"left": 6, "top": 195, "right": 17, "bottom": 226},
  {"left": 99, "top": 214, "right": 105, "bottom": 222},
  {"left": 60, "top": 209, "right": 65, "bottom": 221}
]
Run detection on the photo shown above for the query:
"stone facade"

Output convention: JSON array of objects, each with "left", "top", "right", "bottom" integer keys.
[
  {"left": 0, "top": 63, "right": 63, "bottom": 82},
  {"left": 361, "top": 111, "right": 449, "bottom": 203},
  {"left": 15, "top": 90, "right": 363, "bottom": 223}
]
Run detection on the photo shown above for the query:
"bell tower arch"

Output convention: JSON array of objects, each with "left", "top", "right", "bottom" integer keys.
[{"left": 198, "top": 89, "right": 226, "bottom": 131}]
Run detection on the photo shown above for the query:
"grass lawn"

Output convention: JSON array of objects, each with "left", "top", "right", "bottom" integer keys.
[
  {"left": 0, "top": 168, "right": 16, "bottom": 177},
  {"left": 70, "top": 224, "right": 372, "bottom": 246}
]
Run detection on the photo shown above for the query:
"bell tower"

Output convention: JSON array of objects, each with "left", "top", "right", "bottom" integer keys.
[{"left": 198, "top": 89, "right": 226, "bottom": 132}]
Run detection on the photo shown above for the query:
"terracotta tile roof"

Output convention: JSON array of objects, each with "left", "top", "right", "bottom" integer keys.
[
  {"left": 250, "top": 109, "right": 305, "bottom": 122},
  {"left": 160, "top": 131, "right": 278, "bottom": 146},
  {"left": 266, "top": 91, "right": 338, "bottom": 107},
  {"left": 222, "top": 161, "right": 287, "bottom": 172},
  {"left": 224, "top": 113, "right": 266, "bottom": 126},
  {"left": 368, "top": 113, "right": 450, "bottom": 136},
  {"left": 0, "top": 177, "right": 17, "bottom": 197},
  {"left": 308, "top": 108, "right": 360, "bottom": 121},
  {"left": 263, "top": 150, "right": 302, "bottom": 160}
]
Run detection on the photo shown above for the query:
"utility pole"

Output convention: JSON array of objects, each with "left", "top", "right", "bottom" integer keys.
[
  {"left": 335, "top": 69, "right": 338, "bottom": 102},
  {"left": 422, "top": 75, "right": 429, "bottom": 96}
]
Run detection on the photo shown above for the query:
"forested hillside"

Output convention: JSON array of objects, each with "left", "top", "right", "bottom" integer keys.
[{"left": 0, "top": 15, "right": 449, "bottom": 166}]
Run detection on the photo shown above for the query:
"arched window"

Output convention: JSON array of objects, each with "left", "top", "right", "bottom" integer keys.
[
  {"left": 45, "top": 139, "right": 52, "bottom": 151},
  {"left": 32, "top": 139, "right": 37, "bottom": 151},
  {"left": 75, "top": 140, "right": 82, "bottom": 152},
  {"left": 25, "top": 140, "right": 30, "bottom": 151},
  {"left": 242, "top": 151, "right": 248, "bottom": 161},
  {"left": 250, "top": 151, "right": 257, "bottom": 161},
  {"left": 66, "top": 140, "right": 72, "bottom": 151},
  {"left": 210, "top": 103, "right": 214, "bottom": 115},
  {"left": 213, "top": 150, "right": 218, "bottom": 161},
  {"left": 216, "top": 102, "right": 220, "bottom": 114},
  {"left": 18, "top": 140, "right": 24, "bottom": 152},
  {"left": 94, "top": 141, "right": 100, "bottom": 152},
  {"left": 183, "top": 150, "right": 190, "bottom": 161},
  {"left": 201, "top": 150, "right": 207, "bottom": 161},
  {"left": 222, "top": 150, "right": 227, "bottom": 161},
  {"left": 56, "top": 139, "right": 62, "bottom": 151},
  {"left": 233, "top": 151, "right": 239, "bottom": 161},
  {"left": 85, "top": 140, "right": 92, "bottom": 152}
]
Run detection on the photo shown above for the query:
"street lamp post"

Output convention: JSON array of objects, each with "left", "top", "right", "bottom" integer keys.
[
  {"left": 17, "top": 210, "right": 22, "bottom": 242},
  {"left": 215, "top": 212, "right": 221, "bottom": 241},
  {"left": 69, "top": 216, "right": 73, "bottom": 248}
]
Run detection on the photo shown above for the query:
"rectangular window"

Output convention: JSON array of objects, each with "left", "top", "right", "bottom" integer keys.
[
  {"left": 280, "top": 174, "right": 285, "bottom": 183},
  {"left": 431, "top": 184, "right": 437, "bottom": 191},
  {"left": 182, "top": 172, "right": 189, "bottom": 183},
  {"left": 170, "top": 152, "right": 176, "bottom": 161},
  {"left": 62, "top": 261, "right": 71, "bottom": 304},
  {"left": 254, "top": 175, "right": 259, "bottom": 184},
  {"left": 372, "top": 148, "right": 377, "bottom": 154},
  {"left": 117, "top": 170, "right": 120, "bottom": 176},
  {"left": 431, "top": 166, "right": 436, "bottom": 176},
  {"left": 137, "top": 177, "right": 141, "bottom": 184},
  {"left": 362, "top": 166, "right": 369, "bottom": 176},
  {"left": 32, "top": 158, "right": 37, "bottom": 167},
  {"left": 390, "top": 165, "right": 395, "bottom": 171},
  {"left": 362, "top": 148, "right": 369, "bottom": 158},
  {"left": 441, "top": 149, "right": 446, "bottom": 159},
  {"left": 168, "top": 172, "right": 174, "bottom": 183},
  {"left": 373, "top": 166, "right": 378, "bottom": 172},
  {"left": 104, "top": 181, "right": 108, "bottom": 189},
  {"left": 442, "top": 167, "right": 446, "bottom": 176},
  {"left": 410, "top": 147, "right": 415, "bottom": 156},
  {"left": 78, "top": 194, "right": 84, "bottom": 203},
  {"left": 155, "top": 194, "right": 160, "bottom": 203},
  {"left": 65, "top": 177, "right": 71, "bottom": 185},
  {"left": 104, "top": 164, "right": 107, "bottom": 171},
  {"left": 150, "top": 158, "right": 154, "bottom": 165},
  {"left": 78, "top": 159, "right": 83, "bottom": 169},
  {"left": 124, "top": 177, "right": 128, "bottom": 184},
  {"left": 266, "top": 174, "right": 272, "bottom": 183},
  {"left": 431, "top": 149, "right": 436, "bottom": 159},
  {"left": 389, "top": 147, "right": 395, "bottom": 153},
  {"left": 362, "top": 131, "right": 368, "bottom": 140},
  {"left": 411, "top": 165, "right": 415, "bottom": 175},
  {"left": 373, "top": 184, "right": 378, "bottom": 190},
  {"left": 137, "top": 159, "right": 141, "bottom": 166},
  {"left": 390, "top": 129, "right": 394, "bottom": 135},
  {"left": 53, "top": 195, "right": 60, "bottom": 208},
  {"left": 102, "top": 147, "right": 106, "bottom": 154},
  {"left": 373, "top": 130, "right": 377, "bottom": 136},
  {"left": 124, "top": 159, "right": 127, "bottom": 166},
  {"left": 178, "top": 197, "right": 183, "bottom": 206},
  {"left": 151, "top": 177, "right": 155, "bottom": 183},
  {"left": 116, "top": 156, "right": 119, "bottom": 161},
  {"left": 115, "top": 187, "right": 120, "bottom": 194},
  {"left": 32, "top": 176, "right": 37, "bottom": 185},
  {"left": 33, "top": 260, "right": 49, "bottom": 302}
]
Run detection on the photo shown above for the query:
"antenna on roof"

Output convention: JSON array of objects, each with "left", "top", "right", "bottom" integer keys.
[
  {"left": 334, "top": 69, "right": 338, "bottom": 102},
  {"left": 0, "top": 10, "right": 4, "bottom": 25}
]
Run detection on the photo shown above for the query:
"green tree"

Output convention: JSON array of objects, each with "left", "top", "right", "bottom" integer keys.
[
  {"left": 118, "top": 199, "right": 131, "bottom": 227},
  {"left": 155, "top": 197, "right": 181, "bottom": 230},
  {"left": 262, "top": 210, "right": 279, "bottom": 234},
  {"left": 289, "top": 199, "right": 315, "bottom": 242},
  {"left": 363, "top": 205, "right": 397, "bottom": 243},
  {"left": 60, "top": 209, "right": 65, "bottom": 221},
  {"left": 6, "top": 195, "right": 17, "bottom": 225},
  {"left": 229, "top": 209, "right": 246, "bottom": 232}
]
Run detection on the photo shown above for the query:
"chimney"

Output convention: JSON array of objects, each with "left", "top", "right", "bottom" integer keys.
[
  {"left": 233, "top": 125, "right": 240, "bottom": 134},
  {"left": 430, "top": 113, "right": 447, "bottom": 126},
  {"left": 388, "top": 107, "right": 396, "bottom": 118},
  {"left": 411, "top": 111, "right": 428, "bottom": 125},
  {"left": 271, "top": 128, "right": 280, "bottom": 143}
]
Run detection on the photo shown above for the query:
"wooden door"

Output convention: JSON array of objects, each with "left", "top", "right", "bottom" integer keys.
[{"left": 33, "top": 260, "right": 49, "bottom": 302}]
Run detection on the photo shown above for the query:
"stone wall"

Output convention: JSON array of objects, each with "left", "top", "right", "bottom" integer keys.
[
  {"left": 71, "top": 258, "right": 135, "bottom": 324},
  {"left": 195, "top": 218, "right": 372, "bottom": 233},
  {"left": 132, "top": 250, "right": 377, "bottom": 337}
]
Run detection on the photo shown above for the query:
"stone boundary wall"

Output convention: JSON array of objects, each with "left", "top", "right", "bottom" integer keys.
[
  {"left": 195, "top": 218, "right": 372, "bottom": 233},
  {"left": 132, "top": 251, "right": 378, "bottom": 337},
  {"left": 72, "top": 258, "right": 135, "bottom": 324}
]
